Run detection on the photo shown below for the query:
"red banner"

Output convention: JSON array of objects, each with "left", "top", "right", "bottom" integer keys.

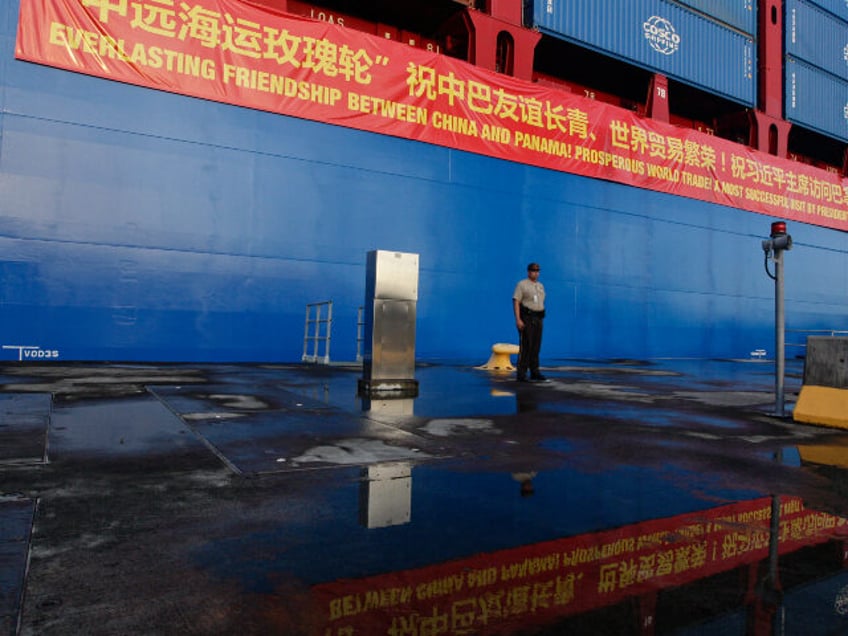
[
  {"left": 312, "top": 497, "right": 848, "bottom": 635},
  {"left": 14, "top": 0, "right": 848, "bottom": 232}
]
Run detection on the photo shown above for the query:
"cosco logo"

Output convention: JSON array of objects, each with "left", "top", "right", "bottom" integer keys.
[
  {"left": 643, "top": 16, "right": 680, "bottom": 56},
  {"left": 2, "top": 345, "right": 60, "bottom": 361}
]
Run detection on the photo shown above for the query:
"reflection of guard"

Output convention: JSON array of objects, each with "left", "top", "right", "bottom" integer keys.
[
  {"left": 516, "top": 388, "right": 538, "bottom": 413},
  {"left": 511, "top": 471, "right": 537, "bottom": 497}
]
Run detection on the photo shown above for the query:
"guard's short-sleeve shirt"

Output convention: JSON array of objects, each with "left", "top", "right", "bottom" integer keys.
[{"left": 513, "top": 278, "right": 545, "bottom": 312}]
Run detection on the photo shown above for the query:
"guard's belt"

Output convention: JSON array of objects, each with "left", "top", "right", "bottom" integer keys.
[{"left": 520, "top": 305, "right": 545, "bottom": 318}]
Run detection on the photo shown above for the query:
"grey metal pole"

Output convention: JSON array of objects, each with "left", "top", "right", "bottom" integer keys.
[
  {"left": 774, "top": 248, "right": 785, "bottom": 417},
  {"left": 768, "top": 493, "right": 780, "bottom": 584}
]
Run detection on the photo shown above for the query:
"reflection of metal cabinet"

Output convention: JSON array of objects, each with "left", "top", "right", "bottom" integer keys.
[
  {"left": 360, "top": 250, "right": 419, "bottom": 396},
  {"left": 359, "top": 463, "right": 412, "bottom": 529}
]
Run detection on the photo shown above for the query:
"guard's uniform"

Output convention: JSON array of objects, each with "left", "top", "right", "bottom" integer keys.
[{"left": 513, "top": 277, "right": 545, "bottom": 380}]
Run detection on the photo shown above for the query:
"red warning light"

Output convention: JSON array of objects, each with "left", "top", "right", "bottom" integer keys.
[{"left": 771, "top": 221, "right": 787, "bottom": 236}]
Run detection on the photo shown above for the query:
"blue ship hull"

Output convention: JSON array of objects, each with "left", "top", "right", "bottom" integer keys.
[{"left": 1, "top": 0, "right": 846, "bottom": 363}]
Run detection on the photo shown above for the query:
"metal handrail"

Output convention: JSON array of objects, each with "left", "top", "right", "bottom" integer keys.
[
  {"left": 356, "top": 306, "right": 364, "bottom": 363},
  {"left": 785, "top": 328, "right": 848, "bottom": 349},
  {"left": 302, "top": 301, "right": 333, "bottom": 364}
]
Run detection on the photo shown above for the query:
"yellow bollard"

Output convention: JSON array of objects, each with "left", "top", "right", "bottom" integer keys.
[{"left": 477, "top": 343, "right": 520, "bottom": 371}]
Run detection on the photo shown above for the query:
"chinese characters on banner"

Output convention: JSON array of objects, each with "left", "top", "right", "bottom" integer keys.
[
  {"left": 312, "top": 497, "right": 848, "bottom": 635},
  {"left": 14, "top": 0, "right": 848, "bottom": 232}
]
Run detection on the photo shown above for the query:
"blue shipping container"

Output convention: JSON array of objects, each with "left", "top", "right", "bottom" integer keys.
[
  {"left": 532, "top": 0, "right": 756, "bottom": 106},
  {"left": 805, "top": 0, "right": 848, "bottom": 23},
  {"left": 785, "top": 56, "right": 848, "bottom": 142},
  {"left": 672, "top": 0, "right": 756, "bottom": 35},
  {"left": 786, "top": 0, "right": 848, "bottom": 81}
]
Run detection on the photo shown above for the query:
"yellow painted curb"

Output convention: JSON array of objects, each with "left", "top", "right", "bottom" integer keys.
[{"left": 793, "top": 385, "right": 848, "bottom": 429}]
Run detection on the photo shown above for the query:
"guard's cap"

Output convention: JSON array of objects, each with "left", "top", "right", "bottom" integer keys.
[{"left": 527, "top": 262, "right": 541, "bottom": 272}]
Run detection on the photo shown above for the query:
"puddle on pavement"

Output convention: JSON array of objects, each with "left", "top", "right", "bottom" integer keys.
[
  {"left": 182, "top": 362, "right": 848, "bottom": 634},
  {"left": 188, "top": 453, "right": 848, "bottom": 635},
  {"left": 270, "top": 359, "right": 802, "bottom": 422}
]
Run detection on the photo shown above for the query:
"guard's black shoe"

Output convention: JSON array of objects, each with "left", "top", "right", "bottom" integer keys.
[
  {"left": 517, "top": 375, "right": 528, "bottom": 383},
  {"left": 530, "top": 374, "right": 548, "bottom": 382}
]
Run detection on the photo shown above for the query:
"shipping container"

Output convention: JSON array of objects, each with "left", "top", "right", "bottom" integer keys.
[
  {"left": 671, "top": 0, "right": 756, "bottom": 35},
  {"left": 804, "top": 0, "right": 848, "bottom": 23},
  {"left": 786, "top": 0, "right": 848, "bottom": 81},
  {"left": 283, "top": 1, "right": 443, "bottom": 53},
  {"left": 531, "top": 0, "right": 756, "bottom": 106},
  {"left": 285, "top": 0, "right": 372, "bottom": 32},
  {"left": 785, "top": 55, "right": 848, "bottom": 142},
  {"left": 377, "top": 24, "right": 400, "bottom": 41}
]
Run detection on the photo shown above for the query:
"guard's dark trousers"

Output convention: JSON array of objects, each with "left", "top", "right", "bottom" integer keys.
[{"left": 517, "top": 308, "right": 543, "bottom": 379}]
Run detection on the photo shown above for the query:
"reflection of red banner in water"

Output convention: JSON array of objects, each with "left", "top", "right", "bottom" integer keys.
[
  {"left": 14, "top": 0, "right": 848, "bottom": 232},
  {"left": 312, "top": 496, "right": 848, "bottom": 635}
]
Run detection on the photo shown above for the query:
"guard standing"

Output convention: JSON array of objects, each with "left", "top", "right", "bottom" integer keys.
[{"left": 512, "top": 262, "right": 547, "bottom": 382}]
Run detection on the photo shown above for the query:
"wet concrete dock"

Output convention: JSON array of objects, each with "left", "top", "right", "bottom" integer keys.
[{"left": 2, "top": 358, "right": 848, "bottom": 635}]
